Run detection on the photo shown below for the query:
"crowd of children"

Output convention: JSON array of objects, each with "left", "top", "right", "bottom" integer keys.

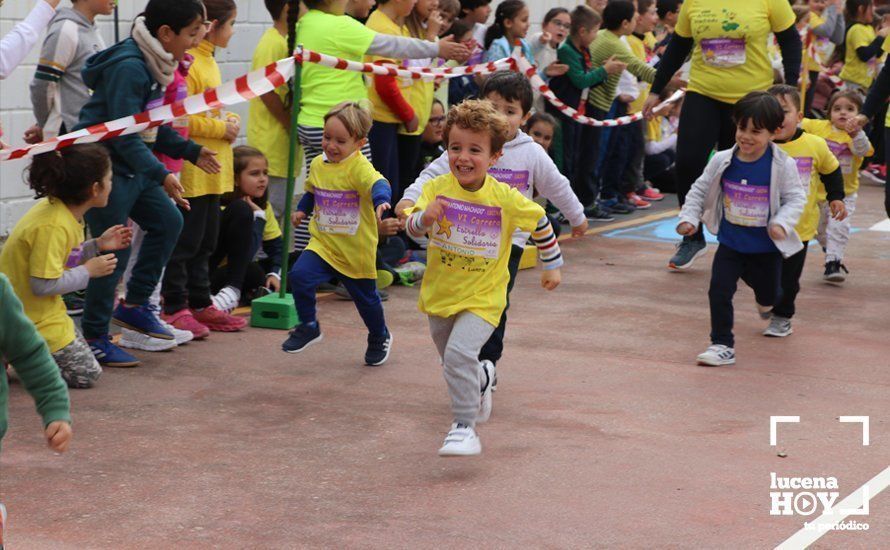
[{"left": 1, "top": 0, "right": 889, "bottom": 461}]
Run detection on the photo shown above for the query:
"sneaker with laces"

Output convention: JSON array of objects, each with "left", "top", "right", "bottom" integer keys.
[
  {"left": 823, "top": 260, "right": 849, "bottom": 283},
  {"left": 112, "top": 301, "right": 174, "bottom": 340},
  {"left": 191, "top": 305, "right": 247, "bottom": 332},
  {"left": 282, "top": 322, "right": 323, "bottom": 353},
  {"left": 365, "top": 330, "right": 393, "bottom": 366},
  {"left": 626, "top": 192, "right": 652, "bottom": 209},
  {"left": 600, "top": 197, "right": 634, "bottom": 215},
  {"left": 88, "top": 335, "right": 140, "bottom": 368},
  {"left": 438, "top": 423, "right": 481, "bottom": 457},
  {"left": 756, "top": 302, "right": 773, "bottom": 320},
  {"left": 696, "top": 344, "right": 736, "bottom": 366},
  {"left": 118, "top": 328, "right": 179, "bottom": 352},
  {"left": 583, "top": 205, "right": 615, "bottom": 222},
  {"left": 668, "top": 238, "right": 708, "bottom": 270},
  {"left": 638, "top": 187, "right": 664, "bottom": 201},
  {"left": 478, "top": 360, "right": 495, "bottom": 423},
  {"left": 763, "top": 316, "right": 793, "bottom": 337},
  {"left": 144, "top": 304, "right": 193, "bottom": 345},
  {"left": 211, "top": 286, "right": 241, "bottom": 314},
  {"left": 162, "top": 309, "right": 210, "bottom": 340}
]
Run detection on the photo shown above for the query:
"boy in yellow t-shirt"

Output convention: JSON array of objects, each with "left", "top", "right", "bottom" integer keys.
[
  {"left": 283, "top": 102, "right": 394, "bottom": 367},
  {"left": 404, "top": 100, "right": 563, "bottom": 457},
  {"left": 766, "top": 85, "right": 846, "bottom": 337}
]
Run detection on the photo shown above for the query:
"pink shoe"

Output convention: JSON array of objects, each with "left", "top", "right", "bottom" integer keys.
[
  {"left": 162, "top": 309, "right": 210, "bottom": 340},
  {"left": 626, "top": 193, "right": 652, "bottom": 209},
  {"left": 639, "top": 187, "right": 664, "bottom": 201},
  {"left": 191, "top": 305, "right": 247, "bottom": 332}
]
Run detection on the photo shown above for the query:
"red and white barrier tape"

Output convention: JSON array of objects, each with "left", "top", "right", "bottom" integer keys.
[
  {"left": 296, "top": 48, "right": 512, "bottom": 80},
  {"left": 513, "top": 51, "right": 684, "bottom": 127}
]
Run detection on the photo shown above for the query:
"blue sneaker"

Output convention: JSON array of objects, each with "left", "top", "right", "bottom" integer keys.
[
  {"left": 282, "top": 322, "right": 323, "bottom": 353},
  {"left": 88, "top": 335, "right": 140, "bottom": 368},
  {"left": 112, "top": 301, "right": 174, "bottom": 340},
  {"left": 668, "top": 238, "right": 708, "bottom": 270},
  {"left": 365, "top": 330, "right": 393, "bottom": 366},
  {"left": 599, "top": 197, "right": 634, "bottom": 215}
]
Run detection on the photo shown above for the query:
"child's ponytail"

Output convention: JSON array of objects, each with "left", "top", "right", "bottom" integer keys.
[
  {"left": 484, "top": 0, "right": 525, "bottom": 50},
  {"left": 28, "top": 144, "right": 111, "bottom": 205}
]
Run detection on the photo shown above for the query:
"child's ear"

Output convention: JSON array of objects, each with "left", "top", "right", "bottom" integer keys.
[
  {"left": 156, "top": 24, "right": 174, "bottom": 46},
  {"left": 357, "top": 137, "right": 368, "bottom": 150},
  {"left": 91, "top": 181, "right": 101, "bottom": 198},
  {"left": 489, "top": 150, "right": 503, "bottom": 167},
  {"left": 521, "top": 111, "right": 532, "bottom": 126}
]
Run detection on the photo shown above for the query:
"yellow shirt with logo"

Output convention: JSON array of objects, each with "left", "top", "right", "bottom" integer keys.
[
  {"left": 304, "top": 152, "right": 385, "bottom": 279},
  {"left": 777, "top": 131, "right": 840, "bottom": 241},
  {"left": 410, "top": 173, "right": 545, "bottom": 326},
  {"left": 805, "top": 12, "right": 835, "bottom": 73},
  {"left": 839, "top": 23, "right": 884, "bottom": 89},
  {"left": 0, "top": 199, "right": 82, "bottom": 352},
  {"left": 248, "top": 28, "right": 294, "bottom": 179},
  {"left": 675, "top": 0, "right": 795, "bottom": 104},
  {"left": 802, "top": 118, "right": 872, "bottom": 197},
  {"left": 627, "top": 32, "right": 657, "bottom": 114}
]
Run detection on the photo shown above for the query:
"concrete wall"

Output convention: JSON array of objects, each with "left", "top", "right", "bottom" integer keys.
[{"left": 0, "top": 0, "right": 576, "bottom": 235}]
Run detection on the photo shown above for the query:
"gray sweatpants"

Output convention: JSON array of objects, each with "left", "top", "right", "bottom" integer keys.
[{"left": 428, "top": 312, "right": 495, "bottom": 427}]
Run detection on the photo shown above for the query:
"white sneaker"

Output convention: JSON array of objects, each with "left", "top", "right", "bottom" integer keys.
[
  {"left": 477, "top": 360, "right": 495, "bottom": 423},
  {"left": 763, "top": 316, "right": 793, "bottom": 337},
  {"left": 696, "top": 345, "right": 736, "bottom": 366},
  {"left": 160, "top": 318, "right": 194, "bottom": 345},
  {"left": 211, "top": 286, "right": 241, "bottom": 314},
  {"left": 438, "top": 423, "right": 481, "bottom": 457},
  {"left": 118, "top": 328, "right": 178, "bottom": 352}
]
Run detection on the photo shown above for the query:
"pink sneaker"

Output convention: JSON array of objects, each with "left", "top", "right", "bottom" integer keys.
[
  {"left": 626, "top": 193, "right": 652, "bottom": 209},
  {"left": 162, "top": 309, "right": 210, "bottom": 340},
  {"left": 191, "top": 305, "right": 247, "bottom": 332},
  {"left": 639, "top": 187, "right": 664, "bottom": 201}
]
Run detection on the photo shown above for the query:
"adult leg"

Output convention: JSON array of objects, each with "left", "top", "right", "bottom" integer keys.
[
  {"left": 396, "top": 133, "right": 422, "bottom": 205},
  {"left": 772, "top": 243, "right": 809, "bottom": 320},
  {"left": 708, "top": 244, "right": 744, "bottom": 348},
  {"left": 160, "top": 197, "right": 208, "bottom": 314},
  {"left": 478, "top": 244, "right": 523, "bottom": 365},
  {"left": 369, "top": 121, "right": 400, "bottom": 198},
  {"left": 442, "top": 312, "right": 496, "bottom": 428}
]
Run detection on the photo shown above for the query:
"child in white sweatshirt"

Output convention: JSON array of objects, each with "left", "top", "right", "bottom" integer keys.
[{"left": 396, "top": 71, "right": 586, "bottom": 387}]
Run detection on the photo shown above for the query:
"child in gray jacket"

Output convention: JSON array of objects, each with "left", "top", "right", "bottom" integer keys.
[{"left": 677, "top": 92, "right": 806, "bottom": 367}]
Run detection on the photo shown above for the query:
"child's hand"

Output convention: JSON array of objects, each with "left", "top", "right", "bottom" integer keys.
[
  {"left": 829, "top": 199, "right": 848, "bottom": 221},
  {"left": 243, "top": 196, "right": 262, "bottom": 212},
  {"left": 676, "top": 221, "right": 697, "bottom": 236},
  {"left": 879, "top": 25, "right": 890, "bottom": 38},
  {"left": 426, "top": 9, "right": 443, "bottom": 40},
  {"left": 163, "top": 173, "right": 190, "bottom": 210},
  {"left": 223, "top": 120, "right": 239, "bottom": 143},
  {"left": 97, "top": 224, "right": 133, "bottom": 251},
  {"left": 846, "top": 114, "right": 869, "bottom": 134},
  {"left": 768, "top": 224, "right": 787, "bottom": 240},
  {"left": 544, "top": 62, "right": 569, "bottom": 77},
  {"left": 438, "top": 35, "right": 471, "bottom": 63},
  {"left": 422, "top": 199, "right": 446, "bottom": 227},
  {"left": 291, "top": 210, "right": 306, "bottom": 227},
  {"left": 85, "top": 254, "right": 117, "bottom": 278},
  {"left": 571, "top": 220, "right": 589, "bottom": 238},
  {"left": 404, "top": 116, "right": 420, "bottom": 134},
  {"left": 195, "top": 147, "right": 221, "bottom": 174},
  {"left": 378, "top": 217, "right": 400, "bottom": 237},
  {"left": 540, "top": 31, "right": 552, "bottom": 45},
  {"left": 375, "top": 202, "right": 391, "bottom": 221},
  {"left": 265, "top": 274, "right": 281, "bottom": 292},
  {"left": 541, "top": 268, "right": 561, "bottom": 291},
  {"left": 603, "top": 56, "right": 627, "bottom": 76},
  {"left": 23, "top": 124, "right": 44, "bottom": 144},
  {"left": 44, "top": 420, "right": 71, "bottom": 453},
  {"left": 395, "top": 199, "right": 415, "bottom": 221}
]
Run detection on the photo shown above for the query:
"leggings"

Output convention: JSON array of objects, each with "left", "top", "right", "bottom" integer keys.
[{"left": 676, "top": 91, "right": 736, "bottom": 242}]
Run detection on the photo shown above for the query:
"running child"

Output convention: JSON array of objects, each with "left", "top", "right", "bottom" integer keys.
[
  {"left": 282, "top": 102, "right": 393, "bottom": 367},
  {"left": 677, "top": 92, "right": 806, "bottom": 367},
  {"left": 801, "top": 91, "right": 872, "bottom": 283},
  {"left": 766, "top": 84, "right": 847, "bottom": 338},
  {"left": 404, "top": 99, "right": 563, "bottom": 456},
  {"left": 398, "top": 72, "right": 586, "bottom": 387},
  {"left": 0, "top": 144, "right": 133, "bottom": 386}
]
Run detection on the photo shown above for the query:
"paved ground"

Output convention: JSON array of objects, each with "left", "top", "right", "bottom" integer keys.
[{"left": 2, "top": 185, "right": 888, "bottom": 549}]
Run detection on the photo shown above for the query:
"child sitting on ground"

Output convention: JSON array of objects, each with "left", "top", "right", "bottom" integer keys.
[
  {"left": 0, "top": 144, "right": 133, "bottom": 385},
  {"left": 677, "top": 92, "right": 806, "bottom": 367},
  {"left": 404, "top": 99, "right": 563, "bottom": 456},
  {"left": 283, "top": 102, "right": 394, "bottom": 367}
]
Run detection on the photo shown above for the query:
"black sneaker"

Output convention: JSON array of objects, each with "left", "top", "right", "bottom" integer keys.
[
  {"left": 584, "top": 205, "right": 615, "bottom": 222},
  {"left": 599, "top": 198, "right": 633, "bottom": 215},
  {"left": 823, "top": 260, "right": 849, "bottom": 283},
  {"left": 63, "top": 291, "right": 85, "bottom": 316},
  {"left": 365, "top": 330, "right": 393, "bottom": 366},
  {"left": 282, "top": 323, "right": 323, "bottom": 353}
]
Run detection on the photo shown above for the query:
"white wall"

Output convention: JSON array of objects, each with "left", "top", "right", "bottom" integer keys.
[{"left": 0, "top": 0, "right": 575, "bottom": 235}]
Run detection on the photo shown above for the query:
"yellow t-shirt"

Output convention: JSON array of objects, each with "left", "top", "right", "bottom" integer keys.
[
  {"left": 263, "top": 202, "right": 282, "bottom": 242},
  {"left": 627, "top": 33, "right": 657, "bottom": 114},
  {"left": 884, "top": 37, "right": 890, "bottom": 128},
  {"left": 181, "top": 40, "right": 235, "bottom": 197},
  {"left": 777, "top": 131, "right": 840, "bottom": 241},
  {"left": 802, "top": 118, "right": 873, "bottom": 196},
  {"left": 839, "top": 23, "right": 884, "bottom": 89},
  {"left": 304, "top": 152, "right": 385, "bottom": 279},
  {"left": 247, "top": 28, "right": 293, "bottom": 179},
  {"left": 676, "top": 0, "right": 795, "bottom": 104},
  {"left": 410, "top": 173, "right": 545, "bottom": 326},
  {"left": 0, "top": 199, "right": 82, "bottom": 352}
]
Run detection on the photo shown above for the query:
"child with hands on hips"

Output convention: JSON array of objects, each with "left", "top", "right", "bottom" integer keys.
[
  {"left": 403, "top": 99, "right": 563, "bottom": 457},
  {"left": 677, "top": 92, "right": 806, "bottom": 368},
  {"left": 283, "top": 102, "right": 394, "bottom": 367},
  {"left": 0, "top": 144, "right": 133, "bottom": 387}
]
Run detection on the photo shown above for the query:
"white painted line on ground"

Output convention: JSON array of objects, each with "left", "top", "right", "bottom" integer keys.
[
  {"left": 869, "top": 219, "right": 890, "bottom": 232},
  {"left": 775, "top": 465, "right": 890, "bottom": 550},
  {"left": 771, "top": 416, "right": 800, "bottom": 446}
]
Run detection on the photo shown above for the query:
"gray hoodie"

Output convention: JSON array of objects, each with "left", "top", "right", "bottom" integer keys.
[
  {"left": 30, "top": 7, "right": 106, "bottom": 138},
  {"left": 404, "top": 130, "right": 586, "bottom": 247}
]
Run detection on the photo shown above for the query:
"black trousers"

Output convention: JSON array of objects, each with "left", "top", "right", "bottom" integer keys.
[
  {"left": 676, "top": 92, "right": 736, "bottom": 242},
  {"left": 161, "top": 194, "right": 220, "bottom": 313},
  {"left": 709, "top": 244, "right": 782, "bottom": 347},
  {"left": 479, "top": 244, "right": 524, "bottom": 365},
  {"left": 396, "top": 133, "right": 422, "bottom": 205},
  {"left": 208, "top": 199, "right": 260, "bottom": 293},
  {"left": 804, "top": 70, "right": 819, "bottom": 118},
  {"left": 772, "top": 241, "right": 809, "bottom": 320},
  {"left": 885, "top": 127, "right": 890, "bottom": 218},
  {"left": 550, "top": 105, "right": 602, "bottom": 207}
]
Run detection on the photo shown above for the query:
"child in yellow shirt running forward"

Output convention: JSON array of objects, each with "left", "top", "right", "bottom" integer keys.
[{"left": 405, "top": 100, "right": 563, "bottom": 457}]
